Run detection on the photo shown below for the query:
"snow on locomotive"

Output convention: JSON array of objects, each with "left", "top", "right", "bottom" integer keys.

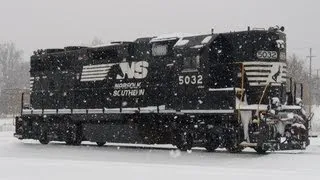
[{"left": 14, "top": 26, "right": 311, "bottom": 153}]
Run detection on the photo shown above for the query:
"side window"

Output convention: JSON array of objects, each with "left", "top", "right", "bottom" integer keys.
[
  {"left": 152, "top": 43, "right": 168, "bottom": 56},
  {"left": 183, "top": 55, "right": 200, "bottom": 70}
]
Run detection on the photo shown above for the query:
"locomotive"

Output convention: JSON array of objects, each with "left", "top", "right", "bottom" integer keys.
[{"left": 14, "top": 26, "right": 311, "bottom": 153}]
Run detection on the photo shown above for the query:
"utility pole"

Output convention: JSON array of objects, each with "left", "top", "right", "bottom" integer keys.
[{"left": 307, "top": 48, "right": 316, "bottom": 114}]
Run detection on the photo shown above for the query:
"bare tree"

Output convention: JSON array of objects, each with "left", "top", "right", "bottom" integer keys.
[
  {"left": 0, "top": 42, "right": 26, "bottom": 115},
  {"left": 287, "top": 54, "right": 308, "bottom": 83},
  {"left": 0, "top": 42, "right": 23, "bottom": 90},
  {"left": 91, "top": 37, "right": 104, "bottom": 46},
  {"left": 286, "top": 54, "right": 320, "bottom": 107}
]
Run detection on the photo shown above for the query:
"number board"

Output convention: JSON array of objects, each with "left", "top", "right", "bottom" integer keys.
[{"left": 257, "top": 50, "right": 278, "bottom": 60}]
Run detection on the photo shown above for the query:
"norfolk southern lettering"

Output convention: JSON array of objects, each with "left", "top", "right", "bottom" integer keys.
[
  {"left": 113, "top": 89, "right": 145, "bottom": 97},
  {"left": 113, "top": 82, "right": 145, "bottom": 97}
]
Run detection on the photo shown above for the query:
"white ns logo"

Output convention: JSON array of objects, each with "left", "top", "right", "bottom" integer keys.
[{"left": 116, "top": 61, "right": 149, "bottom": 79}]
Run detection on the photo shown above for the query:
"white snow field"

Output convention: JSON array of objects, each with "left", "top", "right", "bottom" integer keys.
[{"left": 0, "top": 130, "right": 319, "bottom": 180}]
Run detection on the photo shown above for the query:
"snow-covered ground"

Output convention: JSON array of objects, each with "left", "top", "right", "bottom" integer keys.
[
  {"left": 0, "top": 117, "right": 13, "bottom": 125},
  {"left": 0, "top": 117, "right": 14, "bottom": 132},
  {"left": 0, "top": 130, "right": 320, "bottom": 180}
]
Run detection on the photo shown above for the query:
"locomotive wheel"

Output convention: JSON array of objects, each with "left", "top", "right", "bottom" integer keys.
[
  {"left": 225, "top": 138, "right": 243, "bottom": 153},
  {"left": 65, "top": 140, "right": 73, "bottom": 145},
  {"left": 65, "top": 137, "right": 82, "bottom": 146},
  {"left": 96, "top": 142, "right": 106, "bottom": 147},
  {"left": 254, "top": 146, "right": 267, "bottom": 154},
  {"left": 65, "top": 130, "right": 77, "bottom": 145},
  {"left": 205, "top": 133, "right": 220, "bottom": 152},
  {"left": 73, "top": 137, "right": 82, "bottom": 146},
  {"left": 226, "top": 145, "right": 243, "bottom": 153},
  {"left": 39, "top": 133, "right": 49, "bottom": 145},
  {"left": 225, "top": 127, "right": 244, "bottom": 153},
  {"left": 39, "top": 125, "right": 49, "bottom": 145},
  {"left": 176, "top": 131, "right": 193, "bottom": 151},
  {"left": 65, "top": 123, "right": 82, "bottom": 146}
]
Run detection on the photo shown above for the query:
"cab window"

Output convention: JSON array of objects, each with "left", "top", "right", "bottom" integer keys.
[
  {"left": 182, "top": 55, "right": 200, "bottom": 70},
  {"left": 152, "top": 43, "right": 168, "bottom": 56}
]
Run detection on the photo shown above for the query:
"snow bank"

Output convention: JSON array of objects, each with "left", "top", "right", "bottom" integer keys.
[
  {"left": 311, "top": 105, "right": 320, "bottom": 134},
  {"left": 0, "top": 118, "right": 14, "bottom": 132}
]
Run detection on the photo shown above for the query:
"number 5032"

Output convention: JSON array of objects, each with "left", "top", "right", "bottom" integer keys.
[{"left": 178, "top": 75, "right": 203, "bottom": 85}]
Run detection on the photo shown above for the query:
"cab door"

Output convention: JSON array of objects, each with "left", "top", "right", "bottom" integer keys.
[{"left": 177, "top": 54, "right": 204, "bottom": 110}]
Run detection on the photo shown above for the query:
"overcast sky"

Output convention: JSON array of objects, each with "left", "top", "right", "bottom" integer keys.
[{"left": 0, "top": 0, "right": 319, "bottom": 71}]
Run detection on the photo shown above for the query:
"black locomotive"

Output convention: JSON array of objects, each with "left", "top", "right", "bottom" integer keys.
[{"left": 14, "top": 26, "right": 311, "bottom": 153}]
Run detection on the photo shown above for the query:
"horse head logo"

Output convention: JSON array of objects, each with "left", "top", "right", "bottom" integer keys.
[{"left": 272, "top": 66, "right": 281, "bottom": 82}]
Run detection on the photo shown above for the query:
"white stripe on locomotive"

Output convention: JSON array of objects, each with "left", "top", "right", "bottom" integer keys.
[
  {"left": 243, "top": 61, "right": 287, "bottom": 86},
  {"left": 80, "top": 63, "right": 114, "bottom": 82}
]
